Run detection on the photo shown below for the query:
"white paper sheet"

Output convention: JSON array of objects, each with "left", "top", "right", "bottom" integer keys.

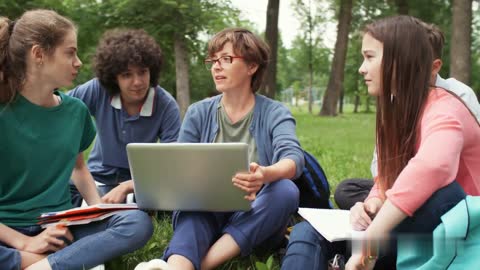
[{"left": 298, "top": 208, "right": 365, "bottom": 242}]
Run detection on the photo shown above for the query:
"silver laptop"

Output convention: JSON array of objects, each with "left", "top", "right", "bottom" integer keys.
[{"left": 126, "top": 143, "right": 252, "bottom": 211}]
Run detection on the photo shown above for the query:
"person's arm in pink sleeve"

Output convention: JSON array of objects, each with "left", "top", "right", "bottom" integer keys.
[
  {"left": 386, "top": 109, "right": 464, "bottom": 216},
  {"left": 366, "top": 177, "right": 382, "bottom": 201}
]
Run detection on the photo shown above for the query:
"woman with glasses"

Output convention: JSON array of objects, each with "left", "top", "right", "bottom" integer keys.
[{"left": 135, "top": 27, "right": 304, "bottom": 270}]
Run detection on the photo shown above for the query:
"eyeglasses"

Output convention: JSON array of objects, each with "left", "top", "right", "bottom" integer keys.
[{"left": 204, "top": 55, "right": 244, "bottom": 70}]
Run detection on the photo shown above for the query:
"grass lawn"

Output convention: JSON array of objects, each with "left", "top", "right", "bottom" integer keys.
[{"left": 102, "top": 104, "right": 376, "bottom": 269}]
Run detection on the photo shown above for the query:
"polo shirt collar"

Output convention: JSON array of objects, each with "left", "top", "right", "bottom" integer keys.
[{"left": 110, "top": 87, "right": 155, "bottom": 116}]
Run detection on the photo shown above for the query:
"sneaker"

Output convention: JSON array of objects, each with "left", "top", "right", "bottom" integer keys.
[{"left": 134, "top": 259, "right": 169, "bottom": 270}]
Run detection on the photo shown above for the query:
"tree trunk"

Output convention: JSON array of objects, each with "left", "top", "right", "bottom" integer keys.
[
  {"left": 366, "top": 95, "right": 372, "bottom": 113},
  {"left": 263, "top": 0, "right": 280, "bottom": 99},
  {"left": 353, "top": 51, "right": 360, "bottom": 113},
  {"left": 174, "top": 34, "right": 190, "bottom": 119},
  {"left": 308, "top": 62, "right": 313, "bottom": 114},
  {"left": 319, "top": 0, "right": 353, "bottom": 116},
  {"left": 295, "top": 90, "right": 301, "bottom": 111},
  {"left": 353, "top": 94, "right": 359, "bottom": 113},
  {"left": 395, "top": 0, "right": 409, "bottom": 14},
  {"left": 339, "top": 86, "right": 344, "bottom": 114},
  {"left": 307, "top": 0, "right": 313, "bottom": 114},
  {"left": 450, "top": 0, "right": 472, "bottom": 84}
]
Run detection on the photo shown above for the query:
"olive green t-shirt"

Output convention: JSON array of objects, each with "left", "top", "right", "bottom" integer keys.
[
  {"left": 0, "top": 91, "right": 96, "bottom": 226},
  {"left": 214, "top": 102, "right": 257, "bottom": 163}
]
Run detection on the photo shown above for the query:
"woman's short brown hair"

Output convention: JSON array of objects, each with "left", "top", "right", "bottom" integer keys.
[
  {"left": 93, "top": 29, "right": 163, "bottom": 96},
  {"left": 207, "top": 28, "right": 270, "bottom": 93}
]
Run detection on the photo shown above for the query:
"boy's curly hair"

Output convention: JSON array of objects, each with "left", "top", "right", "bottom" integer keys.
[{"left": 93, "top": 29, "right": 162, "bottom": 96}]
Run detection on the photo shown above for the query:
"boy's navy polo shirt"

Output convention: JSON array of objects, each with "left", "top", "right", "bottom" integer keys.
[{"left": 68, "top": 78, "right": 181, "bottom": 184}]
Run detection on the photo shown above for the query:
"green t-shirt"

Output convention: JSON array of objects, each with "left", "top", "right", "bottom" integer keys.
[
  {"left": 214, "top": 102, "right": 257, "bottom": 163},
  {"left": 0, "top": 91, "right": 96, "bottom": 226}
]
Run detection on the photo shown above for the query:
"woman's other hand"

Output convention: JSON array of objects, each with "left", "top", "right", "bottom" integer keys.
[{"left": 232, "top": 162, "right": 265, "bottom": 201}]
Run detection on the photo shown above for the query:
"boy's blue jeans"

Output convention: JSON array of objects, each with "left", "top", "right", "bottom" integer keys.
[{"left": 0, "top": 210, "right": 153, "bottom": 270}]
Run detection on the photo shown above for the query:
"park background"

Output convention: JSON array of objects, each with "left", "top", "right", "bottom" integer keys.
[{"left": 2, "top": 0, "right": 479, "bottom": 269}]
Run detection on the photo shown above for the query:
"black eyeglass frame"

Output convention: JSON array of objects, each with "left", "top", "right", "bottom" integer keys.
[{"left": 204, "top": 55, "right": 244, "bottom": 70}]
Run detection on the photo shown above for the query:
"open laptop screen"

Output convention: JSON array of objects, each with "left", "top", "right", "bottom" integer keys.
[{"left": 127, "top": 143, "right": 251, "bottom": 211}]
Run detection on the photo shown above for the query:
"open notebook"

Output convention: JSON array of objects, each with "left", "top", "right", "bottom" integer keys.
[
  {"left": 298, "top": 208, "right": 365, "bottom": 242},
  {"left": 38, "top": 203, "right": 138, "bottom": 228}
]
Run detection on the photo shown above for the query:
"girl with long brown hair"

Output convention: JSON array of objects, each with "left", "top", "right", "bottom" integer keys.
[{"left": 346, "top": 15, "right": 480, "bottom": 270}]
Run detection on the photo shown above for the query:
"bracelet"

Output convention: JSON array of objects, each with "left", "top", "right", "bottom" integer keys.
[
  {"left": 361, "top": 254, "right": 378, "bottom": 267},
  {"left": 361, "top": 239, "right": 379, "bottom": 266}
]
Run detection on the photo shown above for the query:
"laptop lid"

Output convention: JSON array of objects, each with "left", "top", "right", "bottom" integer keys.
[{"left": 126, "top": 143, "right": 252, "bottom": 211}]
